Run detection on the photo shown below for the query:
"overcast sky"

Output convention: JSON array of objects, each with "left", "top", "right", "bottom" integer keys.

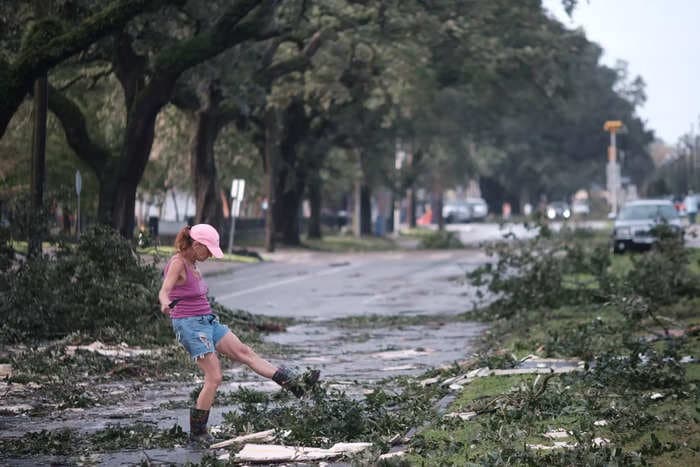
[{"left": 543, "top": 0, "right": 700, "bottom": 144}]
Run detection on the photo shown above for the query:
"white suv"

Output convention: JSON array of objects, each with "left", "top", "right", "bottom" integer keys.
[{"left": 612, "top": 199, "right": 682, "bottom": 253}]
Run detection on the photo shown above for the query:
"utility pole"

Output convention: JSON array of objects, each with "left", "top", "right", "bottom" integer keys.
[{"left": 604, "top": 120, "right": 623, "bottom": 216}]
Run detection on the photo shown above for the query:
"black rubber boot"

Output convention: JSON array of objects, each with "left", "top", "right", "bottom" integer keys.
[
  {"left": 272, "top": 367, "right": 320, "bottom": 398},
  {"left": 189, "top": 407, "right": 214, "bottom": 445}
]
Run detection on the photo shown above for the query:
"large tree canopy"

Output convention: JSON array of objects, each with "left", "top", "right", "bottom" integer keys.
[
  {"left": 0, "top": 0, "right": 185, "bottom": 137},
  {"left": 0, "top": 0, "right": 655, "bottom": 243}
]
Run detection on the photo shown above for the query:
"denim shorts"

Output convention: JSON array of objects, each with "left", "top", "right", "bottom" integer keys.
[{"left": 171, "top": 314, "right": 230, "bottom": 360}]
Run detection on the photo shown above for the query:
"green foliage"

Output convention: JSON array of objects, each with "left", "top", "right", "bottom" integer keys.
[
  {"left": 0, "top": 423, "right": 188, "bottom": 457},
  {"left": 623, "top": 225, "right": 699, "bottom": 307},
  {"left": 419, "top": 230, "right": 463, "bottom": 249},
  {"left": 20, "top": 18, "right": 66, "bottom": 52},
  {"left": 423, "top": 226, "right": 700, "bottom": 466},
  {"left": 0, "top": 224, "right": 165, "bottom": 344},
  {"left": 468, "top": 227, "right": 612, "bottom": 318},
  {"left": 223, "top": 378, "right": 445, "bottom": 449}
]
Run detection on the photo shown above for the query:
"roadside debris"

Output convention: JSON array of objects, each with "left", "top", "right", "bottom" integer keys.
[
  {"left": 224, "top": 442, "right": 373, "bottom": 463},
  {"left": 209, "top": 429, "right": 290, "bottom": 449},
  {"left": 645, "top": 325, "right": 700, "bottom": 342},
  {"left": 444, "top": 411, "right": 477, "bottom": 421},
  {"left": 440, "top": 356, "right": 583, "bottom": 390},
  {"left": 543, "top": 429, "right": 571, "bottom": 439},
  {"left": 372, "top": 348, "right": 435, "bottom": 360},
  {"left": 527, "top": 437, "right": 609, "bottom": 451},
  {"left": 0, "top": 404, "right": 33, "bottom": 414},
  {"left": 65, "top": 341, "right": 157, "bottom": 358},
  {"left": 378, "top": 449, "right": 406, "bottom": 460},
  {"left": 419, "top": 376, "right": 440, "bottom": 386}
]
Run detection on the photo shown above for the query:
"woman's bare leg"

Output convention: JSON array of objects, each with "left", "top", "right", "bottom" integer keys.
[
  {"left": 215, "top": 331, "right": 276, "bottom": 378},
  {"left": 195, "top": 352, "right": 223, "bottom": 409}
]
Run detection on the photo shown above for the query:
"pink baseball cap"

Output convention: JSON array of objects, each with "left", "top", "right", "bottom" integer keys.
[{"left": 189, "top": 224, "right": 224, "bottom": 258}]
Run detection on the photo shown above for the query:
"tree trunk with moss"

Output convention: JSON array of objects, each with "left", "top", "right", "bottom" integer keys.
[
  {"left": 188, "top": 85, "right": 225, "bottom": 231},
  {"left": 308, "top": 174, "right": 322, "bottom": 239}
]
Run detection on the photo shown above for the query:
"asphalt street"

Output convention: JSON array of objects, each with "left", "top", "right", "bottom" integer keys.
[{"left": 206, "top": 249, "right": 490, "bottom": 321}]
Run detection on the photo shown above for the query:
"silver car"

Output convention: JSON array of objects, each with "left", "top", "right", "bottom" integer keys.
[
  {"left": 442, "top": 198, "right": 489, "bottom": 223},
  {"left": 442, "top": 201, "right": 471, "bottom": 223},
  {"left": 612, "top": 199, "right": 682, "bottom": 253}
]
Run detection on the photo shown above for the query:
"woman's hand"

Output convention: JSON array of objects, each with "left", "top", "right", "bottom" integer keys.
[{"left": 161, "top": 303, "right": 172, "bottom": 317}]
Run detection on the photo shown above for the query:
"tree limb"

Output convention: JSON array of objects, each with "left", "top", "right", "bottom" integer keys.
[
  {"left": 46, "top": 85, "right": 112, "bottom": 176},
  {"left": 0, "top": 0, "right": 184, "bottom": 137}
]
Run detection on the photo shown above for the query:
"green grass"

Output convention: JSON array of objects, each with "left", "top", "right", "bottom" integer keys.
[
  {"left": 327, "top": 313, "right": 461, "bottom": 329},
  {"left": 136, "top": 244, "right": 260, "bottom": 263},
  {"left": 408, "top": 250, "right": 700, "bottom": 466},
  {"left": 301, "top": 234, "right": 398, "bottom": 252}
]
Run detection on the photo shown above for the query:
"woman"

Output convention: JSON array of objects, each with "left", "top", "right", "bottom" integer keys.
[{"left": 159, "top": 224, "right": 319, "bottom": 443}]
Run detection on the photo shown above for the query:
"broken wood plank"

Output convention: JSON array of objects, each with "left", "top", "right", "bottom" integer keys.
[
  {"left": 233, "top": 442, "right": 372, "bottom": 463},
  {"left": 209, "top": 429, "right": 284, "bottom": 449}
]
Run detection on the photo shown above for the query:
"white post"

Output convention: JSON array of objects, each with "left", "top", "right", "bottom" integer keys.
[
  {"left": 75, "top": 170, "right": 82, "bottom": 240},
  {"left": 228, "top": 179, "right": 246, "bottom": 254},
  {"left": 227, "top": 200, "right": 236, "bottom": 254}
]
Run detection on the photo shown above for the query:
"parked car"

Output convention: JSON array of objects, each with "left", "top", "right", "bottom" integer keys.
[
  {"left": 571, "top": 199, "right": 590, "bottom": 216},
  {"left": 612, "top": 199, "right": 683, "bottom": 253},
  {"left": 546, "top": 201, "right": 571, "bottom": 220},
  {"left": 443, "top": 201, "right": 470, "bottom": 223},
  {"left": 442, "top": 198, "right": 489, "bottom": 223},
  {"left": 466, "top": 197, "right": 489, "bottom": 221}
]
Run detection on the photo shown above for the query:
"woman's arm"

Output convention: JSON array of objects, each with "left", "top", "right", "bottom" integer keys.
[{"left": 159, "top": 259, "right": 185, "bottom": 315}]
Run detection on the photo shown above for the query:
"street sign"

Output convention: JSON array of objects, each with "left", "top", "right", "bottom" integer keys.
[
  {"left": 75, "top": 170, "right": 82, "bottom": 195},
  {"left": 603, "top": 120, "right": 623, "bottom": 132},
  {"left": 231, "top": 179, "right": 246, "bottom": 200},
  {"left": 228, "top": 179, "right": 246, "bottom": 254}
]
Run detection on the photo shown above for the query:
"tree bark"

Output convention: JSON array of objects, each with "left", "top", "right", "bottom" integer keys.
[
  {"left": 29, "top": 75, "right": 48, "bottom": 257},
  {"left": 271, "top": 99, "right": 310, "bottom": 246},
  {"left": 264, "top": 107, "right": 279, "bottom": 252},
  {"left": 308, "top": 175, "right": 322, "bottom": 239},
  {"left": 352, "top": 179, "right": 361, "bottom": 237},
  {"left": 406, "top": 148, "right": 416, "bottom": 228},
  {"left": 407, "top": 188, "right": 416, "bottom": 228},
  {"left": 432, "top": 178, "right": 445, "bottom": 230},
  {"left": 361, "top": 183, "right": 372, "bottom": 235},
  {"left": 170, "top": 190, "right": 180, "bottom": 222},
  {"left": 189, "top": 86, "right": 224, "bottom": 231},
  {"left": 274, "top": 174, "right": 305, "bottom": 245}
]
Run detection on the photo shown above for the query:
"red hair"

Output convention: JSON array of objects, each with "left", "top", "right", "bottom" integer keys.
[{"left": 174, "top": 226, "right": 193, "bottom": 252}]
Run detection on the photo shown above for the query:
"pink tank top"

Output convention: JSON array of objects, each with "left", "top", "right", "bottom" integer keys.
[{"left": 164, "top": 256, "right": 211, "bottom": 318}]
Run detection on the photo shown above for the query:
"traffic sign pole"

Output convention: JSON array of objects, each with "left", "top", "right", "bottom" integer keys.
[
  {"left": 75, "top": 170, "right": 82, "bottom": 240},
  {"left": 228, "top": 179, "right": 246, "bottom": 254}
]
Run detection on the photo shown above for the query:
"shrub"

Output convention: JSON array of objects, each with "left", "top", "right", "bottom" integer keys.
[
  {"left": 0, "top": 225, "right": 166, "bottom": 344},
  {"left": 420, "top": 230, "right": 463, "bottom": 249}
]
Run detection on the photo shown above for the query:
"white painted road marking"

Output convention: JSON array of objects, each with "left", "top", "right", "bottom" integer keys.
[{"left": 215, "top": 261, "right": 364, "bottom": 300}]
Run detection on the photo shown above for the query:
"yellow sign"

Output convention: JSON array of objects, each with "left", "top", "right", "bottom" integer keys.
[{"left": 604, "top": 120, "right": 623, "bottom": 132}]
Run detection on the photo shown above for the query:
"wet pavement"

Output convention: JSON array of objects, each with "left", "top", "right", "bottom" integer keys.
[{"left": 1, "top": 249, "right": 490, "bottom": 466}]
